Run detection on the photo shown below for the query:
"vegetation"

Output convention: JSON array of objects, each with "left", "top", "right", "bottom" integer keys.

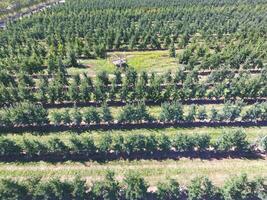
[
  {"left": 0, "top": 0, "right": 267, "bottom": 197},
  {"left": 0, "top": 130, "right": 260, "bottom": 160},
  {"left": 0, "top": 173, "right": 266, "bottom": 200},
  {"left": 1, "top": 0, "right": 267, "bottom": 74},
  {"left": 1, "top": 101, "right": 267, "bottom": 128},
  {"left": 0, "top": 67, "right": 266, "bottom": 105}
]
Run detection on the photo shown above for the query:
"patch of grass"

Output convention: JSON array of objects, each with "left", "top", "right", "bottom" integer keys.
[
  {"left": 124, "top": 50, "right": 181, "bottom": 73},
  {"left": 75, "top": 59, "right": 115, "bottom": 76},
  {"left": 73, "top": 50, "right": 183, "bottom": 76}
]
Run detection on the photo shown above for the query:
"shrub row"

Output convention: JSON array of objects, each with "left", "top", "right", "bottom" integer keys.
[
  {"left": 0, "top": 130, "right": 264, "bottom": 159},
  {"left": 1, "top": 102, "right": 267, "bottom": 127},
  {"left": 0, "top": 67, "right": 266, "bottom": 105},
  {"left": 0, "top": 172, "right": 266, "bottom": 200}
]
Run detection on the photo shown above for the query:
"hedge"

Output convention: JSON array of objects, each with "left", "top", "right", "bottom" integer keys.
[
  {"left": 0, "top": 172, "right": 266, "bottom": 200},
  {"left": 0, "top": 130, "right": 262, "bottom": 160},
  {"left": 1, "top": 101, "right": 267, "bottom": 127}
]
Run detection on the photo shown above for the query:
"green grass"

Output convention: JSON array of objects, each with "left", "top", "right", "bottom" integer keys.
[
  {"left": 0, "top": 158, "right": 266, "bottom": 186},
  {"left": 73, "top": 50, "right": 183, "bottom": 76}
]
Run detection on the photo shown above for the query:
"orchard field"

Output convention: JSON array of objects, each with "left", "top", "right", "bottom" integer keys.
[{"left": 0, "top": 0, "right": 267, "bottom": 199}]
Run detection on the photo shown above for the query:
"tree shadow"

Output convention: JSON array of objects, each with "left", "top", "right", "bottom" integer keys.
[{"left": 0, "top": 150, "right": 265, "bottom": 164}]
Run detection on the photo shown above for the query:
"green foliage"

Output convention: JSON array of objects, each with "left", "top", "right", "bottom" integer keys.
[
  {"left": 0, "top": 173, "right": 266, "bottom": 200},
  {"left": 188, "top": 177, "right": 222, "bottom": 200},
  {"left": 169, "top": 42, "right": 176, "bottom": 58},
  {"left": 223, "top": 174, "right": 267, "bottom": 200},
  {"left": 118, "top": 102, "right": 152, "bottom": 123},
  {"left": 159, "top": 102, "right": 184, "bottom": 122},
  {"left": 123, "top": 172, "right": 148, "bottom": 200},
  {"left": 91, "top": 171, "right": 120, "bottom": 200},
  {"left": 0, "top": 179, "right": 29, "bottom": 200},
  {"left": 0, "top": 137, "right": 21, "bottom": 156},
  {"left": 156, "top": 179, "right": 182, "bottom": 200},
  {"left": 215, "top": 130, "right": 249, "bottom": 152},
  {"left": 197, "top": 106, "right": 208, "bottom": 121},
  {"left": 101, "top": 103, "right": 113, "bottom": 123},
  {"left": 83, "top": 107, "right": 101, "bottom": 124},
  {"left": 0, "top": 102, "right": 48, "bottom": 126}
]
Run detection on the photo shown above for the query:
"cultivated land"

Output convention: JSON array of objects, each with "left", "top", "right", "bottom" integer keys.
[
  {"left": 0, "top": 158, "right": 266, "bottom": 187},
  {"left": 0, "top": 0, "right": 267, "bottom": 198}
]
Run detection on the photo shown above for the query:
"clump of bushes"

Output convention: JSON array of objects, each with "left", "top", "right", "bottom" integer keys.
[
  {"left": 0, "top": 130, "right": 259, "bottom": 159},
  {"left": 0, "top": 173, "right": 266, "bottom": 200},
  {"left": 1, "top": 101, "right": 267, "bottom": 128}
]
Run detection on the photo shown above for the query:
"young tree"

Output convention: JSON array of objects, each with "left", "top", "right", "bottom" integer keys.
[
  {"left": 215, "top": 130, "right": 249, "bottom": 152},
  {"left": 66, "top": 50, "right": 78, "bottom": 67},
  {"left": 122, "top": 172, "right": 148, "bottom": 200},
  {"left": 210, "top": 107, "right": 219, "bottom": 122},
  {"left": 90, "top": 171, "right": 120, "bottom": 200},
  {"left": 188, "top": 177, "right": 222, "bottom": 200},
  {"left": 197, "top": 106, "right": 208, "bottom": 121},
  {"left": 68, "top": 81, "right": 80, "bottom": 102},
  {"left": 0, "top": 179, "right": 29, "bottom": 200},
  {"left": 223, "top": 174, "right": 266, "bottom": 200},
  {"left": 156, "top": 179, "right": 182, "bottom": 200},
  {"left": 169, "top": 42, "right": 176, "bottom": 58},
  {"left": 101, "top": 103, "right": 113, "bottom": 123},
  {"left": 71, "top": 109, "right": 82, "bottom": 125},
  {"left": 186, "top": 105, "right": 196, "bottom": 122}
]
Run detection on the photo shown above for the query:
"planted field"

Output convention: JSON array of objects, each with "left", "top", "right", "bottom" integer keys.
[{"left": 0, "top": 0, "right": 267, "bottom": 199}]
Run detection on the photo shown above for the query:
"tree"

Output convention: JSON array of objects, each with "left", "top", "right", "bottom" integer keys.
[
  {"left": 223, "top": 174, "right": 267, "bottom": 200},
  {"left": 169, "top": 42, "right": 176, "bottom": 58},
  {"left": 210, "top": 107, "right": 219, "bottom": 122},
  {"left": 156, "top": 179, "right": 182, "bottom": 200},
  {"left": 91, "top": 171, "right": 120, "bottom": 200},
  {"left": 101, "top": 103, "right": 113, "bottom": 123},
  {"left": 71, "top": 109, "right": 82, "bottom": 125},
  {"left": 83, "top": 107, "right": 101, "bottom": 124},
  {"left": 72, "top": 176, "right": 88, "bottom": 200},
  {"left": 197, "top": 106, "right": 208, "bottom": 121},
  {"left": 0, "top": 137, "right": 21, "bottom": 156},
  {"left": 0, "top": 179, "right": 29, "bottom": 200},
  {"left": 66, "top": 49, "right": 78, "bottom": 67},
  {"left": 33, "top": 178, "right": 73, "bottom": 200},
  {"left": 215, "top": 130, "right": 249, "bottom": 152},
  {"left": 50, "top": 112, "right": 62, "bottom": 125},
  {"left": 37, "top": 76, "right": 48, "bottom": 102},
  {"left": 123, "top": 172, "right": 148, "bottom": 200},
  {"left": 114, "top": 69, "right": 122, "bottom": 85},
  {"left": 47, "top": 137, "right": 68, "bottom": 155},
  {"left": 97, "top": 135, "right": 112, "bottom": 153},
  {"left": 186, "top": 105, "right": 196, "bottom": 122},
  {"left": 221, "top": 102, "right": 242, "bottom": 121},
  {"left": 156, "top": 134, "right": 171, "bottom": 152},
  {"left": 94, "top": 44, "right": 107, "bottom": 58},
  {"left": 188, "top": 177, "right": 222, "bottom": 200},
  {"left": 68, "top": 81, "right": 80, "bottom": 102},
  {"left": 160, "top": 102, "right": 184, "bottom": 122}
]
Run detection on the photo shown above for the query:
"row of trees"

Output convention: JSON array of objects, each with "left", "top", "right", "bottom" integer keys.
[
  {"left": 0, "top": 67, "right": 266, "bottom": 104},
  {"left": 0, "top": 171, "right": 266, "bottom": 200},
  {"left": 1, "top": 101, "right": 267, "bottom": 127},
  {"left": 0, "top": 130, "right": 264, "bottom": 158}
]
